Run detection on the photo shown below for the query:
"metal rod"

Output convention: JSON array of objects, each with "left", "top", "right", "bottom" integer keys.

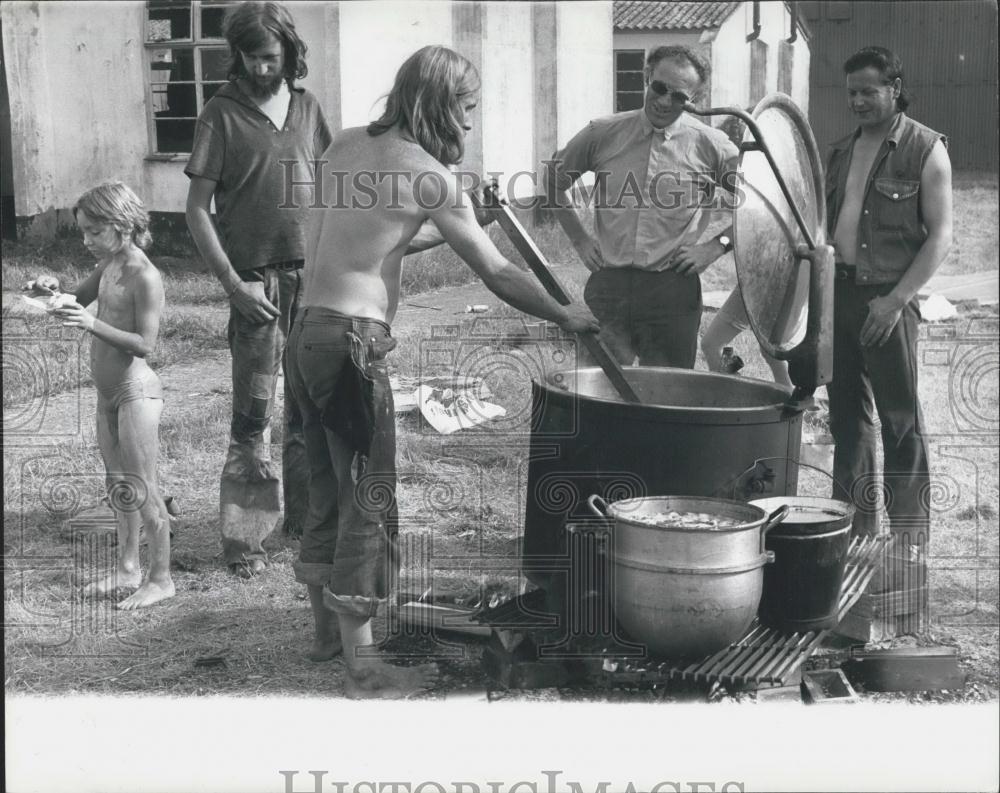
[
  {"left": 767, "top": 630, "right": 827, "bottom": 684},
  {"left": 710, "top": 628, "right": 774, "bottom": 681},
  {"left": 787, "top": 0, "right": 799, "bottom": 44},
  {"left": 472, "top": 186, "right": 643, "bottom": 404},
  {"left": 746, "top": 0, "right": 762, "bottom": 42},
  {"left": 725, "top": 636, "right": 784, "bottom": 684},
  {"left": 839, "top": 565, "right": 864, "bottom": 606},
  {"left": 753, "top": 631, "right": 809, "bottom": 679},
  {"left": 834, "top": 536, "right": 888, "bottom": 619},
  {"left": 743, "top": 633, "right": 803, "bottom": 681},
  {"left": 682, "top": 626, "right": 766, "bottom": 681},
  {"left": 698, "top": 625, "right": 770, "bottom": 680},
  {"left": 682, "top": 103, "right": 817, "bottom": 250},
  {"left": 760, "top": 631, "right": 814, "bottom": 682}
]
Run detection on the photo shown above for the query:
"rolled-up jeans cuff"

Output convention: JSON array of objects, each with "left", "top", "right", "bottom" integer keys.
[
  {"left": 293, "top": 560, "right": 334, "bottom": 587},
  {"left": 322, "top": 586, "right": 384, "bottom": 619}
]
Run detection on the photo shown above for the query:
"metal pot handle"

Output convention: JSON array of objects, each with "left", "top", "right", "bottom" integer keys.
[
  {"left": 585, "top": 494, "right": 613, "bottom": 527},
  {"left": 759, "top": 504, "right": 791, "bottom": 554},
  {"left": 731, "top": 456, "right": 852, "bottom": 502}
]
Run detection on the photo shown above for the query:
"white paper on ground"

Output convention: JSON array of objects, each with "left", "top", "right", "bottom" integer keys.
[
  {"left": 415, "top": 384, "right": 506, "bottom": 434},
  {"left": 920, "top": 293, "right": 958, "bottom": 322}
]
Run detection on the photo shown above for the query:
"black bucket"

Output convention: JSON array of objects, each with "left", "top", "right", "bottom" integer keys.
[{"left": 750, "top": 496, "right": 854, "bottom": 632}]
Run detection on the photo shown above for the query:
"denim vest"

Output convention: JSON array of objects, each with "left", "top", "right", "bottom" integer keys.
[{"left": 825, "top": 113, "right": 946, "bottom": 284}]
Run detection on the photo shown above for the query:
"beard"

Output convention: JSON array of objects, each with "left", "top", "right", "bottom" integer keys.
[{"left": 244, "top": 71, "right": 285, "bottom": 98}]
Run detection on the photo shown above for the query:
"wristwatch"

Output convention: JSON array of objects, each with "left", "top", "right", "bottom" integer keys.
[{"left": 716, "top": 233, "right": 734, "bottom": 254}]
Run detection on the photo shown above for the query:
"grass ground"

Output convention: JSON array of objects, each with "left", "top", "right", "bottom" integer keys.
[{"left": 3, "top": 174, "right": 998, "bottom": 700}]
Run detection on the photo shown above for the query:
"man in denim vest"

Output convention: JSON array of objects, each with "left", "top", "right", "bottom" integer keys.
[{"left": 825, "top": 47, "right": 952, "bottom": 561}]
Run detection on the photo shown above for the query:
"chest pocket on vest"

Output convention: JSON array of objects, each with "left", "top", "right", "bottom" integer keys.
[{"left": 873, "top": 177, "right": 920, "bottom": 231}]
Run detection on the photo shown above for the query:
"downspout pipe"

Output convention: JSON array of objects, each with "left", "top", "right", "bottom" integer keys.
[
  {"left": 746, "top": 0, "right": 762, "bottom": 42},
  {"left": 787, "top": 1, "right": 799, "bottom": 43}
]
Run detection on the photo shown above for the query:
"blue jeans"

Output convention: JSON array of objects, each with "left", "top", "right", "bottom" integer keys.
[
  {"left": 286, "top": 307, "right": 399, "bottom": 619},
  {"left": 583, "top": 268, "right": 701, "bottom": 367},
  {"left": 220, "top": 264, "right": 308, "bottom": 564}
]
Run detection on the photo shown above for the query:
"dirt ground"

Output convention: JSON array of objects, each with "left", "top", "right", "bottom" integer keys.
[{"left": 4, "top": 274, "right": 997, "bottom": 706}]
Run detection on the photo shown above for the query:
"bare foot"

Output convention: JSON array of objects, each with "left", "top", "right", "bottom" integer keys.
[
  {"left": 82, "top": 569, "right": 141, "bottom": 598},
  {"left": 344, "top": 660, "right": 439, "bottom": 699},
  {"left": 229, "top": 559, "right": 267, "bottom": 578},
  {"left": 117, "top": 578, "right": 176, "bottom": 610},
  {"left": 305, "top": 619, "right": 342, "bottom": 662}
]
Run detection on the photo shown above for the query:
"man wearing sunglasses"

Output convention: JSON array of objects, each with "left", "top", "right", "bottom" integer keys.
[{"left": 546, "top": 45, "right": 738, "bottom": 368}]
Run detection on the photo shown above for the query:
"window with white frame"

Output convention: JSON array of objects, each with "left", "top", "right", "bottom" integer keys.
[
  {"left": 145, "top": 0, "right": 234, "bottom": 154},
  {"left": 614, "top": 50, "right": 645, "bottom": 112}
]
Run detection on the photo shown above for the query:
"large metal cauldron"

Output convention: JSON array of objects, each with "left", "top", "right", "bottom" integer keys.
[
  {"left": 522, "top": 367, "right": 804, "bottom": 590},
  {"left": 588, "top": 495, "right": 789, "bottom": 657}
]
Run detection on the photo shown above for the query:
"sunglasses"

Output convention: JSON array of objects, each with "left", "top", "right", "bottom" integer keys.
[{"left": 648, "top": 81, "right": 692, "bottom": 105}]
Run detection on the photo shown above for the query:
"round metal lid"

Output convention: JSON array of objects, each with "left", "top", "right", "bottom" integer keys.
[
  {"left": 749, "top": 496, "right": 854, "bottom": 535},
  {"left": 733, "top": 93, "right": 825, "bottom": 358}
]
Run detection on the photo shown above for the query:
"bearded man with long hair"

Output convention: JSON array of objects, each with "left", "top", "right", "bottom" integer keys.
[{"left": 186, "top": 2, "right": 333, "bottom": 578}]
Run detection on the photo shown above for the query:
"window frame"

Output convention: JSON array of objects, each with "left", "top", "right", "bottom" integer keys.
[
  {"left": 614, "top": 49, "right": 646, "bottom": 113},
  {"left": 143, "top": 0, "right": 233, "bottom": 159}
]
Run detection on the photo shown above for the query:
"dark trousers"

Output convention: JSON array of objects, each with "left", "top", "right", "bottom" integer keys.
[
  {"left": 286, "top": 307, "right": 399, "bottom": 619},
  {"left": 828, "top": 278, "right": 930, "bottom": 543},
  {"left": 583, "top": 268, "right": 701, "bottom": 368}
]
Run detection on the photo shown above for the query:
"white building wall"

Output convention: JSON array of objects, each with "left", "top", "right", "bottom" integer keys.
[
  {"left": 791, "top": 33, "right": 811, "bottom": 114},
  {"left": 284, "top": 2, "right": 337, "bottom": 122},
  {"left": 557, "top": 2, "right": 614, "bottom": 145},
  {"left": 337, "top": 1, "right": 452, "bottom": 130},
  {"left": 3, "top": 1, "right": 615, "bottom": 222},
  {"left": 0, "top": 0, "right": 334, "bottom": 217},
  {"left": 712, "top": 7, "right": 751, "bottom": 112},
  {"left": 480, "top": 2, "right": 534, "bottom": 195},
  {"left": 760, "top": 0, "right": 786, "bottom": 95},
  {"left": 1, "top": 1, "right": 149, "bottom": 217},
  {"left": 708, "top": 3, "right": 810, "bottom": 116},
  {"left": 612, "top": 29, "right": 703, "bottom": 54}
]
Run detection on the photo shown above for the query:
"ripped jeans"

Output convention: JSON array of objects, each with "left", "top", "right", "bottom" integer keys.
[
  {"left": 286, "top": 307, "right": 399, "bottom": 619},
  {"left": 220, "top": 264, "right": 308, "bottom": 565}
]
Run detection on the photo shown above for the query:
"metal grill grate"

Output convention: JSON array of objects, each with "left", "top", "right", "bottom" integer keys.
[
  {"left": 602, "top": 534, "right": 892, "bottom": 688},
  {"left": 472, "top": 587, "right": 554, "bottom": 628},
  {"left": 474, "top": 534, "right": 892, "bottom": 689}
]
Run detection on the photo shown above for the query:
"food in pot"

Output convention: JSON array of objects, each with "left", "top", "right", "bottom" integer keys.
[{"left": 630, "top": 510, "right": 742, "bottom": 530}]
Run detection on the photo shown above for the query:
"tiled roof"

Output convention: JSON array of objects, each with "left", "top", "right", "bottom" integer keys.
[{"left": 614, "top": 1, "right": 741, "bottom": 30}]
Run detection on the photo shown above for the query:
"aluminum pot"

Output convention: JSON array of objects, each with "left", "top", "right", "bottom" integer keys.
[{"left": 587, "top": 495, "right": 789, "bottom": 658}]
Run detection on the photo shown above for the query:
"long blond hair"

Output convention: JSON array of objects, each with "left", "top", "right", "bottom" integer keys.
[
  {"left": 367, "top": 46, "right": 480, "bottom": 166},
  {"left": 73, "top": 182, "right": 152, "bottom": 250}
]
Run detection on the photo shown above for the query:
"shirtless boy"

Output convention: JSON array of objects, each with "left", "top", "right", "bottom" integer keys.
[
  {"left": 287, "top": 45, "right": 599, "bottom": 698},
  {"left": 36, "top": 182, "right": 174, "bottom": 609}
]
